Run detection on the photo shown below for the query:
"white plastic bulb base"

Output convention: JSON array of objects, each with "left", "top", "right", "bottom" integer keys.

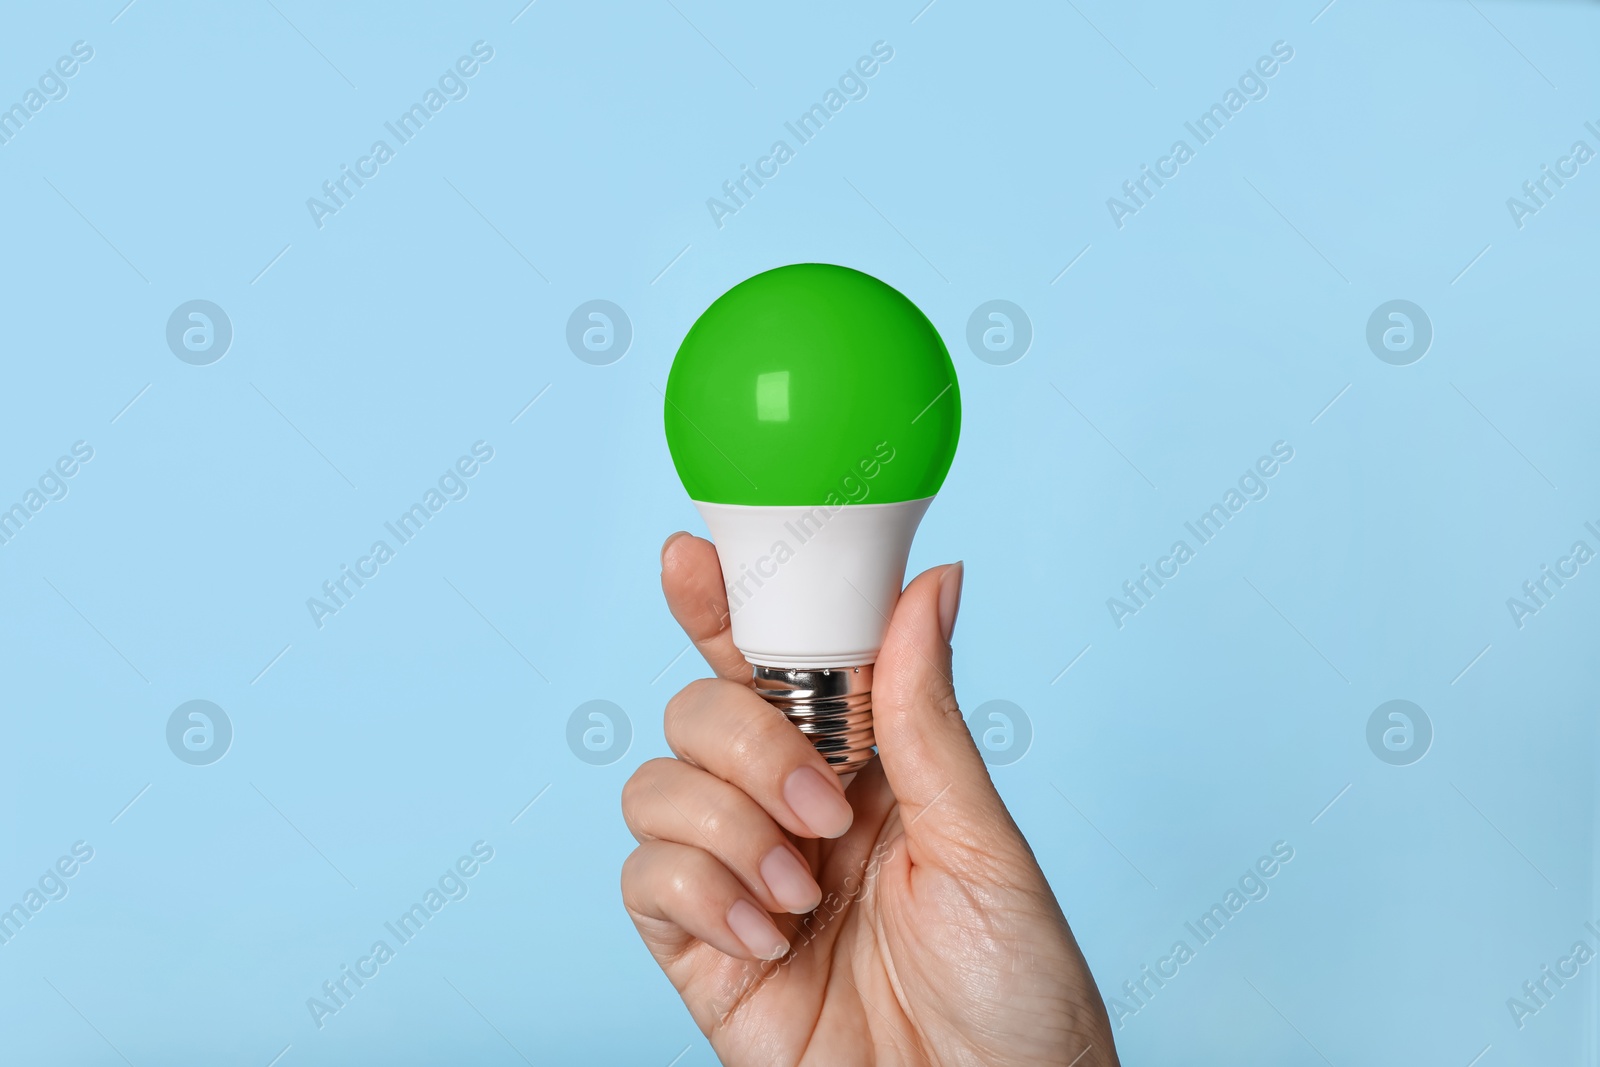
[{"left": 694, "top": 497, "right": 933, "bottom": 773}]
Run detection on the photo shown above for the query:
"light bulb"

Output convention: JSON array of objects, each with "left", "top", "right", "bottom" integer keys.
[{"left": 665, "top": 263, "right": 961, "bottom": 772}]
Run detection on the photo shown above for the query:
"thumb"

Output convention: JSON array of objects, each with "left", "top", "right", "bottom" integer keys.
[{"left": 871, "top": 562, "right": 1008, "bottom": 844}]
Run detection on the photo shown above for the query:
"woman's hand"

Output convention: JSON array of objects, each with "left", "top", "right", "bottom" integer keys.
[{"left": 620, "top": 532, "right": 1119, "bottom": 1066}]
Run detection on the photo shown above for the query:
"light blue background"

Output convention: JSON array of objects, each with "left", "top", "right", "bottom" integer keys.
[{"left": 1, "top": 1, "right": 1596, "bottom": 1063}]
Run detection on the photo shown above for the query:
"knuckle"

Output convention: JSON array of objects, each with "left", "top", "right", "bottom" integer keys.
[
  {"left": 913, "top": 667, "right": 962, "bottom": 724},
  {"left": 660, "top": 685, "right": 692, "bottom": 733},
  {"left": 697, "top": 804, "right": 733, "bottom": 844},
  {"left": 663, "top": 677, "right": 718, "bottom": 735},
  {"left": 620, "top": 768, "right": 647, "bottom": 813},
  {"left": 620, "top": 759, "right": 671, "bottom": 830},
  {"left": 931, "top": 689, "right": 964, "bottom": 728},
  {"left": 623, "top": 841, "right": 696, "bottom": 905},
  {"left": 619, "top": 845, "right": 650, "bottom": 901},
  {"left": 685, "top": 676, "right": 723, "bottom": 701},
  {"left": 724, "top": 705, "right": 787, "bottom": 767},
  {"left": 665, "top": 862, "right": 699, "bottom": 902}
]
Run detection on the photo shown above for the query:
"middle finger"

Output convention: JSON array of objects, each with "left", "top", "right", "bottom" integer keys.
[{"left": 663, "top": 677, "right": 856, "bottom": 842}]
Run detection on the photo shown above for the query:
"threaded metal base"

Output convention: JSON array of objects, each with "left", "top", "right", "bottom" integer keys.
[{"left": 752, "top": 664, "right": 876, "bottom": 774}]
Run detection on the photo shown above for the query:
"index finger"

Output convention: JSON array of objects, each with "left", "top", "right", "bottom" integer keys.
[{"left": 661, "top": 532, "right": 753, "bottom": 684}]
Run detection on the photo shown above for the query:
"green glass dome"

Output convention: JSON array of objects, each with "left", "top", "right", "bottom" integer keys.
[{"left": 665, "top": 264, "right": 960, "bottom": 506}]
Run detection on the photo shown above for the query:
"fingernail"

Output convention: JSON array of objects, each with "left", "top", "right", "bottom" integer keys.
[
  {"left": 760, "top": 847, "right": 823, "bottom": 914},
  {"left": 783, "top": 766, "right": 854, "bottom": 839},
  {"left": 660, "top": 531, "right": 689, "bottom": 566},
  {"left": 727, "top": 899, "right": 789, "bottom": 960},
  {"left": 938, "top": 561, "right": 964, "bottom": 643}
]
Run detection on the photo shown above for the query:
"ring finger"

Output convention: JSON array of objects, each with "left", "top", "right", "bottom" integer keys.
[{"left": 623, "top": 758, "right": 824, "bottom": 915}]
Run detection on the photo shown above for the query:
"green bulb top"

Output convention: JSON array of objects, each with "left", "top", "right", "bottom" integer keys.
[{"left": 665, "top": 263, "right": 960, "bottom": 506}]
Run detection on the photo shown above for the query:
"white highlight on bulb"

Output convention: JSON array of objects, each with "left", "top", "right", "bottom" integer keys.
[{"left": 695, "top": 498, "right": 933, "bottom": 669}]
